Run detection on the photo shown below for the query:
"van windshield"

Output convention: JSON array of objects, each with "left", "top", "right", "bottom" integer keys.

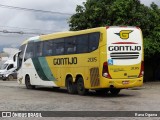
[{"left": 1, "top": 64, "right": 8, "bottom": 70}]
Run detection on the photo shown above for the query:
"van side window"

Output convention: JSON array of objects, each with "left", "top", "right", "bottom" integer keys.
[{"left": 7, "top": 64, "right": 14, "bottom": 70}]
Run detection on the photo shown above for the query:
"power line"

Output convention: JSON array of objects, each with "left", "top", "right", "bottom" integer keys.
[
  {"left": 0, "top": 25, "right": 58, "bottom": 33},
  {"left": 0, "top": 30, "right": 43, "bottom": 35},
  {"left": 0, "top": 34, "right": 32, "bottom": 37},
  {"left": 0, "top": 4, "right": 73, "bottom": 15}
]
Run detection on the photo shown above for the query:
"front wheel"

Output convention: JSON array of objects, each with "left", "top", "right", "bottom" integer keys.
[
  {"left": 110, "top": 89, "right": 121, "bottom": 95},
  {"left": 25, "top": 75, "right": 35, "bottom": 89},
  {"left": 7, "top": 75, "right": 14, "bottom": 81},
  {"left": 77, "top": 77, "right": 88, "bottom": 95}
]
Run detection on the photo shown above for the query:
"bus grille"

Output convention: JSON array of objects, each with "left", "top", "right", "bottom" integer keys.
[
  {"left": 90, "top": 67, "right": 100, "bottom": 87},
  {"left": 110, "top": 52, "right": 139, "bottom": 59}
]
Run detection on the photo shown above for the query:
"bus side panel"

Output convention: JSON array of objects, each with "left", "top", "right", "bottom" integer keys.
[
  {"left": 45, "top": 49, "right": 100, "bottom": 89},
  {"left": 22, "top": 58, "right": 58, "bottom": 86}
]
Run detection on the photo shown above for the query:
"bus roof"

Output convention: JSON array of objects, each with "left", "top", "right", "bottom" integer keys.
[
  {"left": 21, "top": 26, "right": 139, "bottom": 45},
  {"left": 40, "top": 27, "right": 105, "bottom": 41},
  {"left": 21, "top": 27, "right": 106, "bottom": 45}
]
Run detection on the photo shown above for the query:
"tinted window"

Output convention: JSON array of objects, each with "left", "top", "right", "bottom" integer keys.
[
  {"left": 19, "top": 45, "right": 26, "bottom": 59},
  {"left": 7, "top": 64, "right": 14, "bottom": 70},
  {"left": 43, "top": 41, "right": 53, "bottom": 56},
  {"left": 54, "top": 38, "right": 64, "bottom": 55},
  {"left": 35, "top": 42, "right": 43, "bottom": 57},
  {"left": 76, "top": 34, "right": 88, "bottom": 53},
  {"left": 89, "top": 32, "right": 100, "bottom": 52},
  {"left": 24, "top": 42, "right": 34, "bottom": 61},
  {"left": 65, "top": 36, "right": 76, "bottom": 54}
]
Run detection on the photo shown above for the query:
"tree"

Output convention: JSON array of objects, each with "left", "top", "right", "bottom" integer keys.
[
  {"left": 69, "top": 0, "right": 160, "bottom": 81},
  {"left": 69, "top": 0, "right": 160, "bottom": 56}
]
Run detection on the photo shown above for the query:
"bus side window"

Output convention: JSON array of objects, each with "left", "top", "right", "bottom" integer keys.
[
  {"left": 89, "top": 32, "right": 100, "bottom": 52},
  {"left": 24, "top": 42, "right": 34, "bottom": 61},
  {"left": 65, "top": 36, "right": 76, "bottom": 54},
  {"left": 55, "top": 38, "right": 64, "bottom": 55},
  {"left": 35, "top": 42, "right": 43, "bottom": 57},
  {"left": 76, "top": 34, "right": 89, "bottom": 53},
  {"left": 19, "top": 45, "right": 25, "bottom": 60},
  {"left": 43, "top": 41, "right": 53, "bottom": 56}
]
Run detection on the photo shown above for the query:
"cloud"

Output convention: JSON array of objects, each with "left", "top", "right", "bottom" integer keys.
[
  {"left": 0, "top": 0, "right": 85, "bottom": 48},
  {"left": 0, "top": 0, "right": 159, "bottom": 49}
]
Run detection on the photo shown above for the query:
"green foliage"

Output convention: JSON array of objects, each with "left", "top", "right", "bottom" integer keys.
[{"left": 69, "top": 0, "right": 160, "bottom": 57}]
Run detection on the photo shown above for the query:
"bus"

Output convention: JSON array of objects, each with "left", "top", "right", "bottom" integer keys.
[{"left": 15, "top": 26, "right": 144, "bottom": 95}]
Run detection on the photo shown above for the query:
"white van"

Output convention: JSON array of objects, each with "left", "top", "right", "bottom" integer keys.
[{"left": 0, "top": 60, "right": 17, "bottom": 80}]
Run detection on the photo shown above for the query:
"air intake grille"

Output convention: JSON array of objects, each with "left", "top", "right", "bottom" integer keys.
[
  {"left": 110, "top": 52, "right": 139, "bottom": 59},
  {"left": 90, "top": 67, "right": 100, "bottom": 87}
]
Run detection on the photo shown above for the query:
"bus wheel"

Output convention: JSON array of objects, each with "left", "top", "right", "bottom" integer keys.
[
  {"left": 110, "top": 89, "right": 121, "bottom": 95},
  {"left": 95, "top": 89, "right": 109, "bottom": 95},
  {"left": 77, "top": 77, "right": 88, "bottom": 95},
  {"left": 7, "top": 75, "right": 13, "bottom": 81},
  {"left": 66, "top": 77, "right": 77, "bottom": 94},
  {"left": 52, "top": 87, "right": 60, "bottom": 90},
  {"left": 25, "top": 75, "right": 35, "bottom": 89}
]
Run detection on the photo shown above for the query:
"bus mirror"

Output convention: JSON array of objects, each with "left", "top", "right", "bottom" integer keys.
[
  {"left": 13, "top": 54, "right": 16, "bottom": 62},
  {"left": 13, "top": 51, "right": 21, "bottom": 62}
]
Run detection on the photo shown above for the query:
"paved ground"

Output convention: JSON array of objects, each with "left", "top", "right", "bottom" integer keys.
[{"left": 0, "top": 80, "right": 160, "bottom": 120}]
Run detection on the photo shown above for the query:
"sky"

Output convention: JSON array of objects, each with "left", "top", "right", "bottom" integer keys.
[{"left": 0, "top": 0, "right": 159, "bottom": 50}]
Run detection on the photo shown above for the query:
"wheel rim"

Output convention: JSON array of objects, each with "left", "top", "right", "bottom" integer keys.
[{"left": 8, "top": 75, "right": 13, "bottom": 80}]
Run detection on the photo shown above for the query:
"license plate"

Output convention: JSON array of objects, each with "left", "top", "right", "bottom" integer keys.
[{"left": 122, "top": 81, "right": 129, "bottom": 84}]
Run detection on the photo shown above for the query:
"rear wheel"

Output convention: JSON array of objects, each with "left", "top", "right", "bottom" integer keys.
[
  {"left": 95, "top": 89, "right": 109, "bottom": 95},
  {"left": 66, "top": 77, "right": 77, "bottom": 94},
  {"left": 52, "top": 87, "right": 60, "bottom": 90},
  {"left": 25, "top": 75, "right": 35, "bottom": 89},
  {"left": 110, "top": 89, "right": 121, "bottom": 95},
  {"left": 77, "top": 77, "right": 88, "bottom": 95},
  {"left": 7, "top": 75, "right": 14, "bottom": 81}
]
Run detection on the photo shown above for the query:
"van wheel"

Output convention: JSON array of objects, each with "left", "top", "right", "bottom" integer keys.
[
  {"left": 66, "top": 77, "right": 77, "bottom": 94},
  {"left": 110, "top": 89, "right": 121, "bottom": 95},
  {"left": 25, "top": 75, "right": 35, "bottom": 89},
  {"left": 7, "top": 75, "right": 13, "bottom": 81},
  {"left": 2, "top": 79, "right": 6, "bottom": 81},
  {"left": 77, "top": 77, "right": 88, "bottom": 95}
]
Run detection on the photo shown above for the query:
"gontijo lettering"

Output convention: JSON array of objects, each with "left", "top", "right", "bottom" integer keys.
[
  {"left": 108, "top": 46, "right": 141, "bottom": 51},
  {"left": 53, "top": 57, "right": 77, "bottom": 65}
]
